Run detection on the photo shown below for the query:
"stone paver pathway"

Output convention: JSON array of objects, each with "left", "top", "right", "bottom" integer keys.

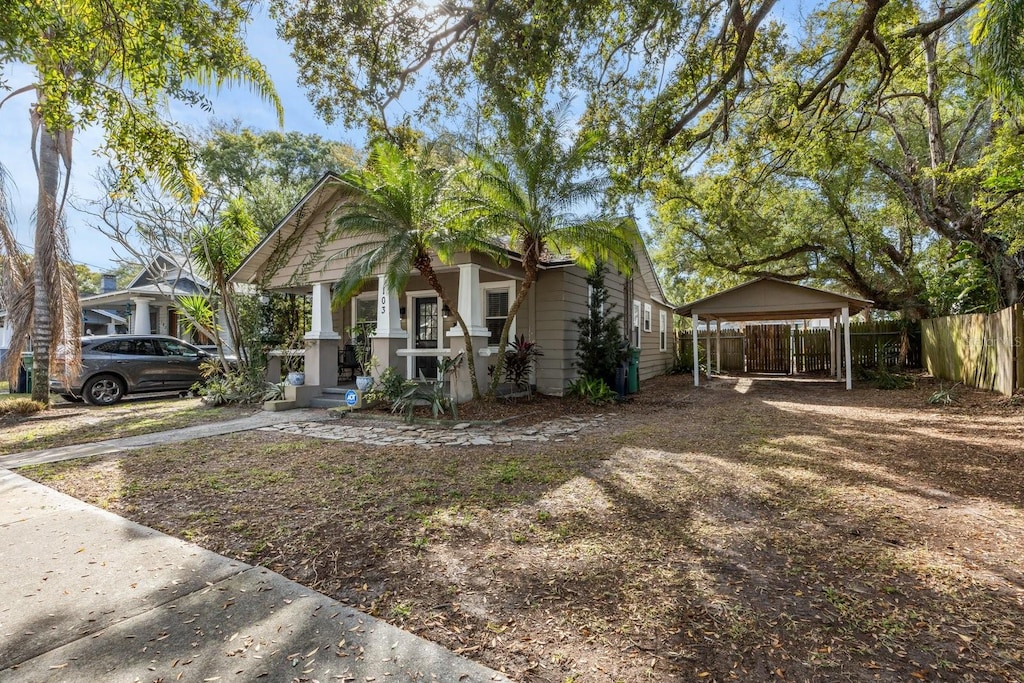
[{"left": 259, "top": 413, "right": 614, "bottom": 448}]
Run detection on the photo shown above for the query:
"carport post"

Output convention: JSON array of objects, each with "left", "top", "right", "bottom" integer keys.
[
  {"left": 715, "top": 319, "right": 721, "bottom": 374},
  {"left": 705, "top": 321, "right": 712, "bottom": 379},
  {"left": 829, "top": 314, "right": 836, "bottom": 378},
  {"left": 692, "top": 313, "right": 700, "bottom": 387},
  {"left": 842, "top": 305, "right": 852, "bottom": 390}
]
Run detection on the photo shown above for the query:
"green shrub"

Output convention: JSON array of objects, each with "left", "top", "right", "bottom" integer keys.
[
  {"left": 574, "top": 266, "right": 628, "bottom": 387},
  {"left": 365, "top": 366, "right": 415, "bottom": 407},
  {"left": 927, "top": 382, "right": 960, "bottom": 405},
  {"left": 502, "top": 334, "right": 543, "bottom": 390},
  {"left": 869, "top": 365, "right": 913, "bottom": 390},
  {"left": 0, "top": 397, "right": 47, "bottom": 416},
  {"left": 566, "top": 376, "right": 617, "bottom": 405}
]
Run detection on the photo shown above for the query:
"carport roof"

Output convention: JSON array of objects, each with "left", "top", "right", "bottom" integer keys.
[{"left": 676, "top": 277, "right": 871, "bottom": 322}]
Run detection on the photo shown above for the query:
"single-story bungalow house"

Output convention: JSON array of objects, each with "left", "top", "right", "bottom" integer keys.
[{"left": 230, "top": 173, "right": 676, "bottom": 403}]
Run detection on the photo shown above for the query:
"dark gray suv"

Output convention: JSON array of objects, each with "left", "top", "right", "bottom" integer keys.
[{"left": 50, "top": 335, "right": 211, "bottom": 405}]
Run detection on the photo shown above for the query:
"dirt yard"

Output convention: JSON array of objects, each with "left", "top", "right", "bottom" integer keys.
[
  {"left": 0, "top": 395, "right": 256, "bottom": 456},
  {"left": 20, "top": 375, "right": 1024, "bottom": 682}
]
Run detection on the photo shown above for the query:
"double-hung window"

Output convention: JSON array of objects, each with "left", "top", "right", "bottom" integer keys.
[
  {"left": 659, "top": 310, "right": 668, "bottom": 352},
  {"left": 484, "top": 284, "right": 515, "bottom": 347}
]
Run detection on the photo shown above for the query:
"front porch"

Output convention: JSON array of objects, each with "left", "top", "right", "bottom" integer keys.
[{"left": 264, "top": 262, "right": 517, "bottom": 408}]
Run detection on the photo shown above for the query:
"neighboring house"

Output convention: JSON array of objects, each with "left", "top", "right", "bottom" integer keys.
[
  {"left": 230, "top": 173, "right": 676, "bottom": 403},
  {"left": 75, "top": 254, "right": 209, "bottom": 340},
  {"left": 0, "top": 254, "right": 212, "bottom": 360}
]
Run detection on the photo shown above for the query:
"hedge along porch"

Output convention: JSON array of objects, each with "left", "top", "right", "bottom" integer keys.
[
  {"left": 230, "top": 173, "right": 676, "bottom": 404},
  {"left": 676, "top": 278, "right": 872, "bottom": 390}
]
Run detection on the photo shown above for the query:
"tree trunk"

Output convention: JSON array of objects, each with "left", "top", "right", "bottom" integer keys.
[
  {"left": 31, "top": 122, "right": 61, "bottom": 403},
  {"left": 416, "top": 260, "right": 481, "bottom": 401},
  {"left": 487, "top": 255, "right": 538, "bottom": 398}
]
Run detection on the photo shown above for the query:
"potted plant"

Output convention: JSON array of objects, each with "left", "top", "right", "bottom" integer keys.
[
  {"left": 284, "top": 332, "right": 306, "bottom": 386},
  {"left": 348, "top": 324, "right": 377, "bottom": 391}
]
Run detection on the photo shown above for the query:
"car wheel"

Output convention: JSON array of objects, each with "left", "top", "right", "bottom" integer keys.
[
  {"left": 83, "top": 374, "right": 126, "bottom": 406},
  {"left": 59, "top": 394, "right": 84, "bottom": 403}
]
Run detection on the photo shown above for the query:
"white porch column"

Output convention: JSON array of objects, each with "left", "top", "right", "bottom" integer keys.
[
  {"left": 842, "top": 305, "right": 852, "bottom": 390},
  {"left": 446, "top": 263, "right": 490, "bottom": 338},
  {"left": 715, "top": 319, "right": 722, "bottom": 374},
  {"left": 374, "top": 275, "right": 407, "bottom": 339},
  {"left": 132, "top": 297, "right": 153, "bottom": 334},
  {"left": 106, "top": 321, "right": 117, "bottom": 335},
  {"left": 0, "top": 317, "right": 11, "bottom": 349},
  {"left": 692, "top": 313, "right": 700, "bottom": 387},
  {"left": 157, "top": 305, "right": 170, "bottom": 335},
  {"left": 305, "top": 283, "right": 341, "bottom": 388},
  {"left": 306, "top": 283, "right": 340, "bottom": 340}
]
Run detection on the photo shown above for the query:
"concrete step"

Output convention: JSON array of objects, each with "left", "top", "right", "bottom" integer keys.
[{"left": 310, "top": 397, "right": 351, "bottom": 409}]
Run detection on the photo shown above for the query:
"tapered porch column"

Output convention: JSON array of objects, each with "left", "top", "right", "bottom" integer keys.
[
  {"left": 371, "top": 275, "right": 409, "bottom": 381},
  {"left": 447, "top": 263, "right": 491, "bottom": 402},
  {"left": 132, "top": 297, "right": 153, "bottom": 334},
  {"left": 304, "top": 282, "right": 340, "bottom": 387}
]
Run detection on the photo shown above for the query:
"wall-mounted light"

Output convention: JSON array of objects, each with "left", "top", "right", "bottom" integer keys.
[
  {"left": 443, "top": 304, "right": 452, "bottom": 318},
  {"left": 399, "top": 306, "right": 407, "bottom": 317}
]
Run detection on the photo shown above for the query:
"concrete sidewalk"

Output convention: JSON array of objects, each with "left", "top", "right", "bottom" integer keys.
[
  {"left": 0, "top": 408, "right": 333, "bottom": 469},
  {"left": 0, "top": 427, "right": 509, "bottom": 682},
  {"left": 0, "top": 468, "right": 508, "bottom": 682}
]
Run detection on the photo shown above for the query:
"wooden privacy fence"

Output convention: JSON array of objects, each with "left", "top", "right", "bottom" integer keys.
[
  {"left": 922, "top": 305, "right": 1023, "bottom": 396},
  {"left": 677, "top": 321, "right": 921, "bottom": 374}
]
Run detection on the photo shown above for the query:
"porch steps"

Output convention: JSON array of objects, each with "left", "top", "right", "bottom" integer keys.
[{"left": 310, "top": 387, "right": 360, "bottom": 410}]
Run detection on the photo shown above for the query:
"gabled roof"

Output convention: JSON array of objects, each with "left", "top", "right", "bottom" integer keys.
[
  {"left": 677, "top": 277, "right": 871, "bottom": 321},
  {"left": 231, "top": 172, "right": 346, "bottom": 285},
  {"left": 129, "top": 252, "right": 208, "bottom": 289},
  {"left": 230, "top": 172, "right": 676, "bottom": 307}
]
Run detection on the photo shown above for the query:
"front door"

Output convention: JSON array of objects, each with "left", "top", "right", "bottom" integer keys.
[{"left": 414, "top": 297, "right": 439, "bottom": 380}]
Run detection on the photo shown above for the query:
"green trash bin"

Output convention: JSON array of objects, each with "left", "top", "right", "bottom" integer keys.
[
  {"left": 18, "top": 352, "right": 33, "bottom": 394},
  {"left": 627, "top": 347, "right": 640, "bottom": 394}
]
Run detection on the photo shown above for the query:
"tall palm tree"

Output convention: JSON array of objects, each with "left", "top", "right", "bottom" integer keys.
[
  {"left": 0, "top": 0, "right": 281, "bottom": 403},
  {"left": 329, "top": 139, "right": 504, "bottom": 401},
  {"left": 461, "top": 109, "right": 639, "bottom": 397}
]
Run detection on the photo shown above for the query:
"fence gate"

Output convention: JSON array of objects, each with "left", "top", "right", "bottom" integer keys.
[{"left": 746, "top": 324, "right": 791, "bottom": 373}]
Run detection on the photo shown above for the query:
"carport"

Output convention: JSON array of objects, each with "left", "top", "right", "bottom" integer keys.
[{"left": 676, "top": 278, "right": 872, "bottom": 390}]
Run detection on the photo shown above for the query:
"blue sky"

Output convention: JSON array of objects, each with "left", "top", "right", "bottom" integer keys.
[{"left": 0, "top": 1, "right": 810, "bottom": 274}]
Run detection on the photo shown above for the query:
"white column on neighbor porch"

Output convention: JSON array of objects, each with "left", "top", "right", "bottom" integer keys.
[
  {"left": 842, "top": 305, "right": 852, "bottom": 390},
  {"left": 305, "top": 282, "right": 340, "bottom": 340},
  {"left": 0, "top": 317, "right": 11, "bottom": 349},
  {"left": 374, "top": 275, "right": 407, "bottom": 339},
  {"left": 157, "top": 305, "right": 170, "bottom": 335},
  {"left": 446, "top": 263, "right": 490, "bottom": 338},
  {"left": 106, "top": 320, "right": 117, "bottom": 335},
  {"left": 132, "top": 297, "right": 153, "bottom": 334},
  {"left": 692, "top": 313, "right": 700, "bottom": 387}
]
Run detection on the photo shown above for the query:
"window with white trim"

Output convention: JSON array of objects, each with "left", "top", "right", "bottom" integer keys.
[
  {"left": 354, "top": 296, "right": 376, "bottom": 325},
  {"left": 632, "top": 300, "right": 641, "bottom": 347},
  {"left": 483, "top": 282, "right": 516, "bottom": 347},
  {"left": 643, "top": 302, "right": 652, "bottom": 332},
  {"left": 659, "top": 310, "right": 668, "bottom": 352}
]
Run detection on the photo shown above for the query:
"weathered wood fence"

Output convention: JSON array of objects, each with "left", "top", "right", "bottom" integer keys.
[
  {"left": 677, "top": 321, "right": 921, "bottom": 374},
  {"left": 922, "top": 304, "right": 1023, "bottom": 396}
]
